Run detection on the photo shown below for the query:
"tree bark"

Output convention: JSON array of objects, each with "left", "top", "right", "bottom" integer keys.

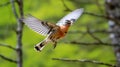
[
  {"left": 105, "top": 0, "right": 120, "bottom": 67},
  {"left": 16, "top": 0, "right": 24, "bottom": 67},
  {"left": 10, "top": 0, "right": 24, "bottom": 67}
]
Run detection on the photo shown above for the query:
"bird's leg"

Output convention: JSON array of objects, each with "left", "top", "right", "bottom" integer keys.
[
  {"left": 51, "top": 39, "right": 57, "bottom": 49},
  {"left": 53, "top": 41, "right": 57, "bottom": 49}
]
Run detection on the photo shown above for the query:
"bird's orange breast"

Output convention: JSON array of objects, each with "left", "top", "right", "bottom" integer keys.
[
  {"left": 50, "top": 24, "right": 70, "bottom": 40},
  {"left": 58, "top": 25, "right": 70, "bottom": 38}
]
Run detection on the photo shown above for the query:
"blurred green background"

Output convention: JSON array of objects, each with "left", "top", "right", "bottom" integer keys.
[{"left": 0, "top": 0, "right": 115, "bottom": 67}]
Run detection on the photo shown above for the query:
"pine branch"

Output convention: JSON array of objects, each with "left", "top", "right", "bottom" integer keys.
[
  {"left": 0, "top": 54, "right": 17, "bottom": 63},
  {"left": 52, "top": 58, "right": 116, "bottom": 67}
]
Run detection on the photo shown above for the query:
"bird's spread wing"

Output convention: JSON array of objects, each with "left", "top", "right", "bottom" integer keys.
[
  {"left": 56, "top": 8, "right": 84, "bottom": 26},
  {"left": 23, "top": 15, "right": 57, "bottom": 36}
]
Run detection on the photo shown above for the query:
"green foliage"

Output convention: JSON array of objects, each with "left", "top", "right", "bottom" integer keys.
[{"left": 0, "top": 0, "right": 115, "bottom": 67}]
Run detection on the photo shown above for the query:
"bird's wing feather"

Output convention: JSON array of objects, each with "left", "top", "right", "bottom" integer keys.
[
  {"left": 23, "top": 15, "right": 57, "bottom": 36},
  {"left": 56, "top": 8, "right": 84, "bottom": 26}
]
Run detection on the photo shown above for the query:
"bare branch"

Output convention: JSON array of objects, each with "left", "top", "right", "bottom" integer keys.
[
  {"left": 52, "top": 58, "right": 116, "bottom": 67},
  {"left": 0, "top": 1, "right": 16, "bottom": 7},
  {"left": 0, "top": 54, "right": 17, "bottom": 63},
  {"left": 69, "top": 30, "right": 109, "bottom": 34},
  {"left": 84, "top": 12, "right": 120, "bottom": 26},
  {"left": 0, "top": 1, "right": 11, "bottom": 7},
  {"left": 10, "top": 0, "right": 19, "bottom": 19},
  {"left": 61, "top": 0, "right": 120, "bottom": 26},
  {"left": 94, "top": 0, "right": 104, "bottom": 13},
  {"left": 68, "top": 41, "right": 120, "bottom": 47},
  {"left": 83, "top": 12, "right": 107, "bottom": 18},
  {"left": 61, "top": 0, "right": 72, "bottom": 11},
  {"left": 69, "top": 29, "right": 120, "bottom": 34},
  {"left": 61, "top": 0, "right": 106, "bottom": 18},
  {"left": 87, "top": 25, "right": 103, "bottom": 43},
  {"left": 0, "top": 43, "right": 16, "bottom": 50}
]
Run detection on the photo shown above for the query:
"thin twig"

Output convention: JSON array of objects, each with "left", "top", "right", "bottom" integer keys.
[
  {"left": 61, "top": 0, "right": 120, "bottom": 26},
  {"left": 61, "top": 0, "right": 72, "bottom": 11},
  {"left": 84, "top": 12, "right": 120, "bottom": 26},
  {"left": 0, "top": 1, "right": 16, "bottom": 7},
  {"left": 52, "top": 58, "right": 116, "bottom": 67},
  {"left": 0, "top": 43, "right": 16, "bottom": 50},
  {"left": 69, "top": 30, "right": 110, "bottom": 34},
  {"left": 0, "top": 54, "right": 17, "bottom": 63},
  {"left": 61, "top": 0, "right": 107, "bottom": 18},
  {"left": 69, "top": 41, "right": 120, "bottom": 47},
  {"left": 79, "top": 32, "right": 88, "bottom": 40},
  {"left": 69, "top": 29, "right": 120, "bottom": 34},
  {"left": 94, "top": 0, "right": 104, "bottom": 13},
  {"left": 84, "top": 12, "right": 107, "bottom": 18},
  {"left": 87, "top": 25, "right": 103, "bottom": 43},
  {"left": 10, "top": 0, "right": 19, "bottom": 19},
  {"left": 0, "top": 1, "right": 10, "bottom": 7}
]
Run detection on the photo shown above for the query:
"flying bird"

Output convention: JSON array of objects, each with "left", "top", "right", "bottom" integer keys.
[{"left": 23, "top": 8, "right": 84, "bottom": 51}]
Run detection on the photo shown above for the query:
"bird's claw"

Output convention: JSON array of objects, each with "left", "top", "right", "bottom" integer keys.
[{"left": 53, "top": 42, "right": 57, "bottom": 49}]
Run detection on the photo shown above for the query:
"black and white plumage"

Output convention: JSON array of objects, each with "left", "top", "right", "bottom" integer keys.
[{"left": 23, "top": 15, "right": 53, "bottom": 36}]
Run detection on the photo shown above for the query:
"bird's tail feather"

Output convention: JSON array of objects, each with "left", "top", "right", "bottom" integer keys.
[{"left": 34, "top": 40, "right": 46, "bottom": 51}]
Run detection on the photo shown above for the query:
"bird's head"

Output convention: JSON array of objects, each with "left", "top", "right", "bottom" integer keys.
[{"left": 65, "top": 19, "right": 76, "bottom": 26}]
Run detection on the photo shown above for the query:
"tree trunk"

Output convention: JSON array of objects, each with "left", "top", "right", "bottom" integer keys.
[
  {"left": 105, "top": 0, "right": 120, "bottom": 67},
  {"left": 10, "top": 0, "right": 24, "bottom": 67},
  {"left": 16, "top": 0, "right": 24, "bottom": 67}
]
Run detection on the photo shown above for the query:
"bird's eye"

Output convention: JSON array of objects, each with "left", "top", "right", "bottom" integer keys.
[
  {"left": 66, "top": 22, "right": 71, "bottom": 24},
  {"left": 71, "top": 19, "right": 76, "bottom": 22},
  {"left": 65, "top": 20, "right": 71, "bottom": 24},
  {"left": 65, "top": 20, "right": 70, "bottom": 22}
]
